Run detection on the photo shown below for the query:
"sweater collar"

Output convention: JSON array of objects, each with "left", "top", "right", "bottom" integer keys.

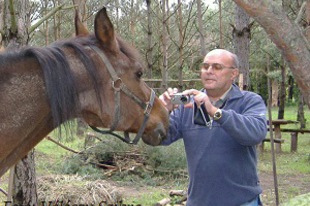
[
  {"left": 227, "top": 83, "right": 244, "bottom": 100},
  {"left": 201, "top": 83, "right": 243, "bottom": 101}
]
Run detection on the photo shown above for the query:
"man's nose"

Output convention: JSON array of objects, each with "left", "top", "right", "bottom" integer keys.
[{"left": 203, "top": 66, "right": 214, "bottom": 73}]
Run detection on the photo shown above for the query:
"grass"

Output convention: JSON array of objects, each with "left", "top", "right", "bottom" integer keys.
[
  {"left": 261, "top": 105, "right": 310, "bottom": 174},
  {"left": 257, "top": 105, "right": 310, "bottom": 205}
]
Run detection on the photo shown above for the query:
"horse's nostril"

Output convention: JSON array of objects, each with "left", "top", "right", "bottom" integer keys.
[{"left": 142, "top": 122, "right": 167, "bottom": 146}]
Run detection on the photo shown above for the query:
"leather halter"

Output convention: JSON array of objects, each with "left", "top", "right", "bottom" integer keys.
[{"left": 88, "top": 45, "right": 156, "bottom": 145}]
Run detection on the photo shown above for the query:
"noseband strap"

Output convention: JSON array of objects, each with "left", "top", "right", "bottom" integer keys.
[{"left": 87, "top": 45, "right": 155, "bottom": 144}]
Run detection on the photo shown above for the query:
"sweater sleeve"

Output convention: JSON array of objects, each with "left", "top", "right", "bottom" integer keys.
[{"left": 216, "top": 93, "right": 267, "bottom": 146}]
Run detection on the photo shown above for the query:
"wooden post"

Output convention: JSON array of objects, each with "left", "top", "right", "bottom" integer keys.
[
  {"left": 7, "top": 166, "right": 15, "bottom": 202},
  {"left": 238, "top": 73, "right": 244, "bottom": 91},
  {"left": 267, "top": 53, "right": 280, "bottom": 206},
  {"left": 274, "top": 125, "right": 282, "bottom": 153},
  {"left": 290, "top": 132, "right": 298, "bottom": 152}
]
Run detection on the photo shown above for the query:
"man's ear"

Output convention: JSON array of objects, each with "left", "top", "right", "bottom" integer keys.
[
  {"left": 75, "top": 10, "right": 89, "bottom": 36},
  {"left": 231, "top": 68, "right": 240, "bottom": 80},
  {"left": 94, "top": 7, "right": 118, "bottom": 52}
]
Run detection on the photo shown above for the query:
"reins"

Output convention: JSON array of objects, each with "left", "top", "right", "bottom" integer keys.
[{"left": 87, "top": 45, "right": 155, "bottom": 144}]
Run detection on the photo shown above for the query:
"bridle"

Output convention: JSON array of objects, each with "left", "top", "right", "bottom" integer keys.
[{"left": 87, "top": 45, "right": 155, "bottom": 145}]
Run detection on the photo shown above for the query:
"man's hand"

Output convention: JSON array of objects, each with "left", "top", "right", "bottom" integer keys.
[
  {"left": 182, "top": 89, "right": 217, "bottom": 116},
  {"left": 159, "top": 88, "right": 179, "bottom": 112}
]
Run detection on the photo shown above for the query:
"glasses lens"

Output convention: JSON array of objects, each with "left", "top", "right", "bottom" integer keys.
[
  {"left": 201, "top": 63, "right": 210, "bottom": 70},
  {"left": 212, "top": 63, "right": 223, "bottom": 71}
]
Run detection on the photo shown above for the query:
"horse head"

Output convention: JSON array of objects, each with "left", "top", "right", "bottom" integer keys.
[{"left": 73, "top": 8, "right": 169, "bottom": 146}]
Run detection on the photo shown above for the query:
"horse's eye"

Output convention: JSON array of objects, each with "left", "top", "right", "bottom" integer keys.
[{"left": 136, "top": 71, "right": 143, "bottom": 79}]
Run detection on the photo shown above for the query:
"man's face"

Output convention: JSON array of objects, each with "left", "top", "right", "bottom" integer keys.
[{"left": 200, "top": 51, "right": 239, "bottom": 95}]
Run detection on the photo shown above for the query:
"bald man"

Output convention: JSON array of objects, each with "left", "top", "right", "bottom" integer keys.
[{"left": 159, "top": 49, "right": 267, "bottom": 206}]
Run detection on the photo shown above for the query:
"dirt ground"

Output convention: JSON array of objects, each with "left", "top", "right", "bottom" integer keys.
[
  {"left": 259, "top": 172, "right": 310, "bottom": 206},
  {"left": 112, "top": 171, "right": 310, "bottom": 206}
]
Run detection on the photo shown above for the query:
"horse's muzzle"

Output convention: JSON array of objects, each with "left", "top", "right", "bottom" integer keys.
[{"left": 142, "top": 122, "right": 167, "bottom": 146}]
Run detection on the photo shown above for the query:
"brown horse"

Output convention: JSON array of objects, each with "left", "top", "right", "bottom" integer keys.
[{"left": 0, "top": 8, "right": 169, "bottom": 177}]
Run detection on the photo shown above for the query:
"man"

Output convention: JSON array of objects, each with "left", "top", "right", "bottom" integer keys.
[{"left": 159, "top": 49, "right": 267, "bottom": 206}]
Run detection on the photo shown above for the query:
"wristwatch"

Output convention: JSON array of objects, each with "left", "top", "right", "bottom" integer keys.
[{"left": 213, "top": 108, "right": 222, "bottom": 120}]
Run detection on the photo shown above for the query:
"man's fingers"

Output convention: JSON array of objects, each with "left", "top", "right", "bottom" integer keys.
[
  {"left": 173, "top": 88, "right": 178, "bottom": 94},
  {"left": 182, "top": 89, "right": 199, "bottom": 96},
  {"left": 184, "top": 102, "right": 193, "bottom": 108}
]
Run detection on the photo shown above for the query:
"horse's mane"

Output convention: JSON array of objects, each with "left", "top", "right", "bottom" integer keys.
[{"left": 19, "top": 35, "right": 101, "bottom": 128}]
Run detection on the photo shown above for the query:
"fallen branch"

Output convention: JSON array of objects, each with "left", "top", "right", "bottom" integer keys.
[
  {"left": 152, "top": 198, "right": 170, "bottom": 206},
  {"left": 169, "top": 190, "right": 187, "bottom": 204},
  {"left": 89, "top": 162, "right": 118, "bottom": 170},
  {"left": 45, "top": 136, "right": 83, "bottom": 154},
  {"left": 169, "top": 190, "right": 187, "bottom": 197},
  {"left": 86, "top": 132, "right": 106, "bottom": 142}
]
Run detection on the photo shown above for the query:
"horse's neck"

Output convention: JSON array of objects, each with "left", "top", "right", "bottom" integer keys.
[
  {"left": 0, "top": 56, "right": 55, "bottom": 176},
  {"left": 0, "top": 57, "right": 50, "bottom": 133}
]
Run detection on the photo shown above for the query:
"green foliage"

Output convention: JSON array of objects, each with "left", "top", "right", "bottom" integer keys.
[
  {"left": 61, "top": 155, "right": 103, "bottom": 179},
  {"left": 145, "top": 141, "right": 187, "bottom": 172}
]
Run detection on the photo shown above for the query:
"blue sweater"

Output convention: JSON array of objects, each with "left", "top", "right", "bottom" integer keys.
[{"left": 161, "top": 84, "right": 267, "bottom": 206}]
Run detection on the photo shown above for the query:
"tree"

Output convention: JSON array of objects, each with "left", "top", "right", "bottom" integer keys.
[
  {"left": 231, "top": 3, "right": 252, "bottom": 90},
  {"left": 176, "top": 0, "right": 184, "bottom": 90},
  {"left": 232, "top": 0, "right": 310, "bottom": 109},
  {"left": 1, "top": 0, "right": 38, "bottom": 204},
  {"left": 196, "top": 0, "right": 206, "bottom": 56},
  {"left": 161, "top": 0, "right": 168, "bottom": 91},
  {"left": 146, "top": 0, "right": 153, "bottom": 85}
]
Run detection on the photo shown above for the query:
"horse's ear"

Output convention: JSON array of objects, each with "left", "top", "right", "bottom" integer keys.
[
  {"left": 94, "top": 7, "right": 117, "bottom": 51},
  {"left": 75, "top": 10, "right": 89, "bottom": 36}
]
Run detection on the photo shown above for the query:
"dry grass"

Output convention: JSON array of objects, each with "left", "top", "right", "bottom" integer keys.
[{"left": 37, "top": 174, "right": 122, "bottom": 205}]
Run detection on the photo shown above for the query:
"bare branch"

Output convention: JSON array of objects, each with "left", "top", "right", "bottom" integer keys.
[
  {"left": 0, "top": 187, "right": 8, "bottom": 196},
  {"left": 45, "top": 136, "right": 83, "bottom": 154},
  {"left": 28, "top": 3, "right": 74, "bottom": 34},
  {"left": 295, "top": 1, "right": 307, "bottom": 24}
]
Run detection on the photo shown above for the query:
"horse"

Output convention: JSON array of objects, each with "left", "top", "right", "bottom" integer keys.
[{"left": 0, "top": 7, "right": 169, "bottom": 177}]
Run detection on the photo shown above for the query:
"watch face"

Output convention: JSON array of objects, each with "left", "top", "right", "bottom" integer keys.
[{"left": 214, "top": 109, "right": 222, "bottom": 120}]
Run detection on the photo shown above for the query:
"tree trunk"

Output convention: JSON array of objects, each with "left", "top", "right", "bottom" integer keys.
[
  {"left": 161, "top": 0, "right": 168, "bottom": 91},
  {"left": 44, "top": 0, "right": 49, "bottom": 46},
  {"left": 219, "top": 0, "right": 223, "bottom": 48},
  {"left": 53, "top": 0, "right": 58, "bottom": 41},
  {"left": 12, "top": 150, "right": 37, "bottom": 205},
  {"left": 305, "top": 1, "right": 310, "bottom": 40},
  {"left": 196, "top": 0, "right": 206, "bottom": 57},
  {"left": 1, "top": 0, "right": 37, "bottom": 204},
  {"left": 177, "top": 0, "right": 183, "bottom": 90},
  {"left": 232, "top": 0, "right": 310, "bottom": 109},
  {"left": 130, "top": 0, "right": 135, "bottom": 46},
  {"left": 278, "top": 58, "right": 286, "bottom": 119},
  {"left": 271, "top": 80, "right": 278, "bottom": 107},
  {"left": 57, "top": 0, "right": 62, "bottom": 39},
  {"left": 146, "top": 0, "right": 153, "bottom": 87},
  {"left": 297, "top": 88, "right": 306, "bottom": 128},
  {"left": 115, "top": 0, "right": 119, "bottom": 30},
  {"left": 232, "top": 2, "right": 251, "bottom": 90},
  {"left": 287, "top": 75, "right": 294, "bottom": 102}
]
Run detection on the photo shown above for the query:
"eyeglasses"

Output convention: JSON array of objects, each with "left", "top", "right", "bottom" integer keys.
[{"left": 200, "top": 63, "right": 235, "bottom": 71}]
